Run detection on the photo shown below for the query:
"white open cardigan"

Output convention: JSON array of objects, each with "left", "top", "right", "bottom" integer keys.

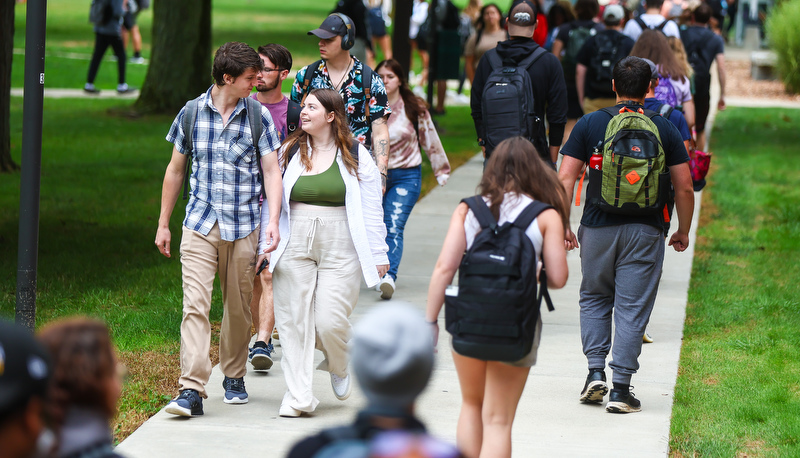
[{"left": 261, "top": 142, "right": 389, "bottom": 287}]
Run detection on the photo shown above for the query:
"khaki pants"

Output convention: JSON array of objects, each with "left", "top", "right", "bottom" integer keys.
[
  {"left": 273, "top": 205, "right": 361, "bottom": 412},
  {"left": 178, "top": 223, "right": 257, "bottom": 397},
  {"left": 583, "top": 97, "right": 617, "bottom": 115}
]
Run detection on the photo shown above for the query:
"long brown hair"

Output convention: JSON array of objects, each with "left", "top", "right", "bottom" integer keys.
[
  {"left": 629, "top": 29, "right": 686, "bottom": 81},
  {"left": 281, "top": 88, "right": 359, "bottom": 177},
  {"left": 375, "top": 59, "right": 428, "bottom": 132},
  {"left": 479, "top": 137, "right": 569, "bottom": 229},
  {"left": 38, "top": 318, "right": 119, "bottom": 427}
]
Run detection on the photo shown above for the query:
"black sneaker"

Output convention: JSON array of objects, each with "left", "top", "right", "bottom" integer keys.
[
  {"left": 606, "top": 388, "right": 642, "bottom": 413},
  {"left": 165, "top": 389, "right": 203, "bottom": 417},
  {"left": 222, "top": 376, "right": 248, "bottom": 404},
  {"left": 579, "top": 369, "right": 608, "bottom": 404}
]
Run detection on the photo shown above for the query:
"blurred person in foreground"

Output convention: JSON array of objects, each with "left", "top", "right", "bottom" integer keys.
[
  {"left": 38, "top": 318, "right": 125, "bottom": 458},
  {"left": 0, "top": 320, "right": 52, "bottom": 458},
  {"left": 288, "top": 303, "right": 462, "bottom": 458}
]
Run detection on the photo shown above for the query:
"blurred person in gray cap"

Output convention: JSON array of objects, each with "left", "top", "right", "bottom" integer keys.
[
  {"left": 575, "top": 3, "right": 635, "bottom": 115},
  {"left": 0, "top": 320, "right": 52, "bottom": 458},
  {"left": 291, "top": 13, "right": 392, "bottom": 193},
  {"left": 286, "top": 303, "right": 462, "bottom": 458}
]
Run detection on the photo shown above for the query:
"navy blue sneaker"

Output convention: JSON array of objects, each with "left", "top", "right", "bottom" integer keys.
[
  {"left": 606, "top": 388, "right": 642, "bottom": 413},
  {"left": 223, "top": 376, "right": 248, "bottom": 404},
  {"left": 579, "top": 369, "right": 608, "bottom": 404},
  {"left": 165, "top": 389, "right": 203, "bottom": 417},
  {"left": 248, "top": 342, "right": 274, "bottom": 371}
]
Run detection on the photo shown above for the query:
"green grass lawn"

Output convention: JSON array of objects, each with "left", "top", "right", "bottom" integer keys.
[
  {"left": 2, "top": 97, "right": 476, "bottom": 441},
  {"left": 670, "top": 107, "right": 800, "bottom": 456}
]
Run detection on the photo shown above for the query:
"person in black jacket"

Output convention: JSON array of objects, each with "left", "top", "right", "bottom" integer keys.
[{"left": 470, "top": 0, "right": 568, "bottom": 167}]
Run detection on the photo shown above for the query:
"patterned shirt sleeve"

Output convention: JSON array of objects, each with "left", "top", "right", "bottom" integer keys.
[
  {"left": 290, "top": 66, "right": 308, "bottom": 103},
  {"left": 369, "top": 70, "right": 391, "bottom": 120}
]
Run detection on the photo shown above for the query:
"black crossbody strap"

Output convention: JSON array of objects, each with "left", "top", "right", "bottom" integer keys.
[
  {"left": 245, "top": 97, "right": 267, "bottom": 201},
  {"left": 181, "top": 99, "right": 199, "bottom": 200}
]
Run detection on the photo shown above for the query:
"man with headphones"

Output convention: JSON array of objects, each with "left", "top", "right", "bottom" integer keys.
[{"left": 291, "top": 13, "right": 391, "bottom": 191}]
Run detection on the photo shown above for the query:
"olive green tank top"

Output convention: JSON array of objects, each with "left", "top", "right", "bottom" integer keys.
[{"left": 290, "top": 159, "right": 347, "bottom": 206}]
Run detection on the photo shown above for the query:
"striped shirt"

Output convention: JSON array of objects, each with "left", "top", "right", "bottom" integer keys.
[{"left": 166, "top": 86, "right": 281, "bottom": 241}]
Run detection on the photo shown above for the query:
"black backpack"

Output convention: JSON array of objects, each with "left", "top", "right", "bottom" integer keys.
[
  {"left": 180, "top": 97, "right": 265, "bottom": 201},
  {"left": 89, "top": 0, "right": 112, "bottom": 24},
  {"left": 586, "top": 32, "right": 626, "bottom": 94},
  {"left": 445, "top": 196, "right": 554, "bottom": 362},
  {"left": 480, "top": 47, "right": 548, "bottom": 159}
]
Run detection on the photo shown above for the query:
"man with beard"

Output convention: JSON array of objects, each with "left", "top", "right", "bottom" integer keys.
[{"left": 245, "top": 43, "right": 299, "bottom": 372}]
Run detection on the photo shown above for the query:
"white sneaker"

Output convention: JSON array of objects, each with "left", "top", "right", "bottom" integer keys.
[
  {"left": 331, "top": 372, "right": 351, "bottom": 400},
  {"left": 279, "top": 403, "right": 302, "bottom": 417},
  {"left": 379, "top": 275, "right": 395, "bottom": 300}
]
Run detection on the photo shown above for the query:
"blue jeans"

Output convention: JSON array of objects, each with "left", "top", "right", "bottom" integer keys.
[{"left": 382, "top": 166, "right": 422, "bottom": 281}]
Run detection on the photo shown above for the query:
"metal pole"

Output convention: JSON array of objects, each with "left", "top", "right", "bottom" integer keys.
[
  {"left": 426, "top": 0, "right": 440, "bottom": 107},
  {"left": 16, "top": 0, "right": 47, "bottom": 330},
  {"left": 392, "top": 0, "right": 412, "bottom": 77}
]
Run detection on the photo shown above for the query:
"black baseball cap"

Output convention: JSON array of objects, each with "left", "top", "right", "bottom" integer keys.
[
  {"left": 0, "top": 320, "right": 51, "bottom": 415},
  {"left": 308, "top": 14, "right": 350, "bottom": 40}
]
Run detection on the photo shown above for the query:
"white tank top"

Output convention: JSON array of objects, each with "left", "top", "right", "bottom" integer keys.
[{"left": 464, "top": 193, "right": 544, "bottom": 260}]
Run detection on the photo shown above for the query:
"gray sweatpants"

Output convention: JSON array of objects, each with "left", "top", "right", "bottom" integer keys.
[{"left": 577, "top": 224, "right": 665, "bottom": 386}]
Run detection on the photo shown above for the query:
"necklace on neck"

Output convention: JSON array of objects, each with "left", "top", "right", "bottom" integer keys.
[
  {"left": 314, "top": 140, "right": 336, "bottom": 151},
  {"left": 332, "top": 59, "right": 352, "bottom": 91}
]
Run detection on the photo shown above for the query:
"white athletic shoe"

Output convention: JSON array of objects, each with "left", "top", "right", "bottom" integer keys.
[
  {"left": 379, "top": 275, "right": 395, "bottom": 300},
  {"left": 331, "top": 372, "right": 352, "bottom": 400}
]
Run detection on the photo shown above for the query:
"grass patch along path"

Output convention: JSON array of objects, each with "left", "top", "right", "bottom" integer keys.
[{"left": 670, "top": 107, "right": 800, "bottom": 456}]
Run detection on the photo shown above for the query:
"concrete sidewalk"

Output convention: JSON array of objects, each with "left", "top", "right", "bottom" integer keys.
[{"left": 115, "top": 148, "right": 702, "bottom": 457}]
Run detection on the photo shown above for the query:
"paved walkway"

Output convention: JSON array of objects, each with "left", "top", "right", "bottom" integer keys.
[{"left": 27, "top": 48, "right": 791, "bottom": 457}]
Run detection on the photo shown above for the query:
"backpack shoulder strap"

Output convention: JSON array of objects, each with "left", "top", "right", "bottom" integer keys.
[
  {"left": 461, "top": 196, "right": 497, "bottom": 230},
  {"left": 245, "top": 97, "right": 267, "bottom": 201},
  {"left": 514, "top": 200, "right": 556, "bottom": 312},
  {"left": 181, "top": 99, "right": 199, "bottom": 200},
  {"left": 658, "top": 103, "right": 674, "bottom": 119},
  {"left": 485, "top": 48, "right": 502, "bottom": 71},
  {"left": 635, "top": 17, "right": 648, "bottom": 30},
  {"left": 599, "top": 106, "right": 618, "bottom": 118},
  {"left": 299, "top": 59, "right": 322, "bottom": 105},
  {"left": 361, "top": 63, "right": 373, "bottom": 125},
  {"left": 656, "top": 19, "right": 669, "bottom": 30},
  {"left": 286, "top": 99, "right": 302, "bottom": 135},
  {"left": 518, "top": 46, "right": 547, "bottom": 71},
  {"left": 349, "top": 138, "right": 360, "bottom": 167},
  {"left": 512, "top": 201, "right": 552, "bottom": 231}
]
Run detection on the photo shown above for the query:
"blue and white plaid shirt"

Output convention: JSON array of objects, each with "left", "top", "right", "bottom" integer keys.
[{"left": 166, "top": 86, "right": 281, "bottom": 241}]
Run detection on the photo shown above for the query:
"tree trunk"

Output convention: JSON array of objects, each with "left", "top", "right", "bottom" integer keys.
[
  {"left": 134, "top": 0, "right": 211, "bottom": 114},
  {"left": 1, "top": 0, "right": 20, "bottom": 172}
]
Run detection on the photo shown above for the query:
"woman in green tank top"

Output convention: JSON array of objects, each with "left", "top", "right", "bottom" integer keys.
[{"left": 268, "top": 89, "right": 390, "bottom": 418}]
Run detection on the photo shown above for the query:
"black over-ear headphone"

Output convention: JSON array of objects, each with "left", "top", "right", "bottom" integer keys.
[{"left": 331, "top": 13, "right": 356, "bottom": 51}]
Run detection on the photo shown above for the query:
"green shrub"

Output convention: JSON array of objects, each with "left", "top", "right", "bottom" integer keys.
[{"left": 767, "top": 0, "right": 800, "bottom": 93}]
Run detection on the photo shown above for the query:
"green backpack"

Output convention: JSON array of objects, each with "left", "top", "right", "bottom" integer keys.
[{"left": 588, "top": 106, "right": 670, "bottom": 216}]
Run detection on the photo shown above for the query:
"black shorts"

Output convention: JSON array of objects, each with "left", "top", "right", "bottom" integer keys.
[
  {"left": 122, "top": 11, "right": 138, "bottom": 30},
  {"left": 694, "top": 74, "right": 711, "bottom": 132},
  {"left": 565, "top": 80, "right": 584, "bottom": 119},
  {"left": 368, "top": 7, "right": 386, "bottom": 37}
]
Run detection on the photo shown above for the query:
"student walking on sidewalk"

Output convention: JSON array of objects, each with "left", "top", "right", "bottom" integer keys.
[{"left": 426, "top": 137, "right": 569, "bottom": 457}]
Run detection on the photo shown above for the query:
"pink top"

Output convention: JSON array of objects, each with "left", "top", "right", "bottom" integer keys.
[{"left": 386, "top": 97, "right": 451, "bottom": 176}]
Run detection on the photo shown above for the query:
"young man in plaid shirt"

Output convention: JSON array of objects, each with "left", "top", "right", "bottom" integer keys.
[{"left": 155, "top": 42, "right": 283, "bottom": 417}]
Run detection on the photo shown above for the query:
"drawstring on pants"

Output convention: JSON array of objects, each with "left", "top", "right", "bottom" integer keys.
[{"left": 306, "top": 217, "right": 326, "bottom": 254}]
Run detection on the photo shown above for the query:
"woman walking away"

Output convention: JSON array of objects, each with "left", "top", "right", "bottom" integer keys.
[
  {"left": 630, "top": 29, "right": 695, "bottom": 129},
  {"left": 425, "top": 137, "right": 569, "bottom": 458},
  {"left": 268, "top": 88, "right": 389, "bottom": 418},
  {"left": 38, "top": 318, "right": 125, "bottom": 458},
  {"left": 463, "top": 4, "right": 506, "bottom": 85},
  {"left": 375, "top": 59, "right": 451, "bottom": 300}
]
